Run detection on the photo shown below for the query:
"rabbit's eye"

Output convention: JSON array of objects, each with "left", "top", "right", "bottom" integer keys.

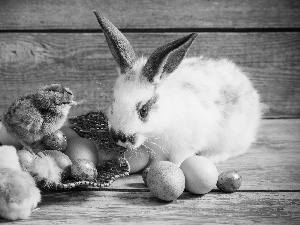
[
  {"left": 136, "top": 95, "right": 158, "bottom": 121},
  {"left": 138, "top": 104, "right": 149, "bottom": 120}
]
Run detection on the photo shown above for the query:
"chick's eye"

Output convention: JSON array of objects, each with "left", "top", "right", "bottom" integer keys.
[{"left": 65, "top": 89, "right": 72, "bottom": 95}]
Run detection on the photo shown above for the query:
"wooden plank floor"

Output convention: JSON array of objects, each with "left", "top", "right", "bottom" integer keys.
[{"left": 0, "top": 119, "right": 299, "bottom": 224}]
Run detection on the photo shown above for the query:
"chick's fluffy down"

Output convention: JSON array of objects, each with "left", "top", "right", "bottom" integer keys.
[
  {"left": 29, "top": 153, "right": 62, "bottom": 184},
  {"left": 0, "top": 145, "right": 22, "bottom": 171},
  {"left": 0, "top": 146, "right": 41, "bottom": 220}
]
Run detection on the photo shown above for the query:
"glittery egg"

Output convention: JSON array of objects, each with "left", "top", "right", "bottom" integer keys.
[
  {"left": 71, "top": 159, "right": 98, "bottom": 181},
  {"left": 217, "top": 170, "right": 242, "bottom": 193},
  {"left": 147, "top": 161, "right": 185, "bottom": 201},
  {"left": 43, "top": 130, "right": 67, "bottom": 151},
  {"left": 180, "top": 156, "right": 218, "bottom": 194}
]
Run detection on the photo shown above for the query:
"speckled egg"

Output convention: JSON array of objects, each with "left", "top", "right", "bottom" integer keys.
[
  {"left": 71, "top": 159, "right": 98, "bottom": 181},
  {"left": 142, "top": 166, "right": 150, "bottom": 185},
  {"left": 147, "top": 161, "right": 185, "bottom": 201},
  {"left": 217, "top": 170, "right": 242, "bottom": 193},
  {"left": 180, "top": 156, "right": 218, "bottom": 194},
  {"left": 43, "top": 130, "right": 67, "bottom": 152}
]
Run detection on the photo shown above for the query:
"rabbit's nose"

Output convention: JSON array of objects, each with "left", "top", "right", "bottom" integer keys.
[
  {"left": 110, "top": 129, "right": 127, "bottom": 143},
  {"left": 110, "top": 129, "right": 136, "bottom": 145},
  {"left": 127, "top": 134, "right": 136, "bottom": 145}
]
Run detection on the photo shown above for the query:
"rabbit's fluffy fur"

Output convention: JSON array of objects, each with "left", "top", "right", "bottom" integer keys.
[
  {"left": 93, "top": 11, "right": 262, "bottom": 166},
  {"left": 109, "top": 57, "right": 261, "bottom": 165},
  {"left": 0, "top": 146, "right": 41, "bottom": 220}
]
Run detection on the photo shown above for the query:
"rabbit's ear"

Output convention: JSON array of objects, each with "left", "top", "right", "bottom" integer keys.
[
  {"left": 93, "top": 11, "right": 136, "bottom": 73},
  {"left": 142, "top": 33, "right": 198, "bottom": 83}
]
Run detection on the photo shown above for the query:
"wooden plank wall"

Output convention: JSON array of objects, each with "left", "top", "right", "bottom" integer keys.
[{"left": 0, "top": 0, "right": 299, "bottom": 118}]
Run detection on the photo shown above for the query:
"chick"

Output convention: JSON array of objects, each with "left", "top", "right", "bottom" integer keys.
[
  {"left": 2, "top": 84, "right": 76, "bottom": 153},
  {"left": 0, "top": 145, "right": 41, "bottom": 220}
]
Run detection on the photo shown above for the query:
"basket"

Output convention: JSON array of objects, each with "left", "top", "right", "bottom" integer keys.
[{"left": 39, "top": 111, "right": 130, "bottom": 191}]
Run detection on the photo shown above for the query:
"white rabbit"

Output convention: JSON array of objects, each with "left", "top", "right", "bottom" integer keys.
[
  {"left": 93, "top": 11, "right": 262, "bottom": 165},
  {"left": 0, "top": 146, "right": 41, "bottom": 220}
]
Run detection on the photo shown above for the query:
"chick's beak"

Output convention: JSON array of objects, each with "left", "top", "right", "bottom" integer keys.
[{"left": 70, "top": 100, "right": 77, "bottom": 106}]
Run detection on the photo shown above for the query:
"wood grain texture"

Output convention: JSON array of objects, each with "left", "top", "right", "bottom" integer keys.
[
  {"left": 1, "top": 32, "right": 299, "bottom": 118},
  {"left": 0, "top": 0, "right": 299, "bottom": 30},
  {"left": 0, "top": 191, "right": 298, "bottom": 224}
]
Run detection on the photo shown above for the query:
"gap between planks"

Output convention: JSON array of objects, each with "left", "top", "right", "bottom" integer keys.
[
  {"left": 0, "top": 28, "right": 300, "bottom": 33},
  {"left": 42, "top": 188, "right": 300, "bottom": 194}
]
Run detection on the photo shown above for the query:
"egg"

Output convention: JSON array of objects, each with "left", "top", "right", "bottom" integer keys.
[
  {"left": 0, "top": 125, "right": 23, "bottom": 149},
  {"left": 17, "top": 149, "right": 35, "bottom": 171},
  {"left": 41, "top": 150, "right": 72, "bottom": 179},
  {"left": 125, "top": 147, "right": 150, "bottom": 174},
  {"left": 43, "top": 130, "right": 67, "bottom": 152},
  {"left": 71, "top": 159, "right": 98, "bottom": 181},
  {"left": 180, "top": 156, "right": 218, "bottom": 194},
  {"left": 217, "top": 170, "right": 242, "bottom": 193},
  {"left": 147, "top": 161, "right": 185, "bottom": 201},
  {"left": 142, "top": 167, "right": 150, "bottom": 185},
  {"left": 63, "top": 137, "right": 98, "bottom": 166},
  {"left": 59, "top": 126, "right": 79, "bottom": 140}
]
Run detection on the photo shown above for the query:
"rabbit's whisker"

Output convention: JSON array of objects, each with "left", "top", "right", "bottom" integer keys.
[
  {"left": 141, "top": 143, "right": 156, "bottom": 158},
  {"left": 147, "top": 140, "right": 168, "bottom": 157}
]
